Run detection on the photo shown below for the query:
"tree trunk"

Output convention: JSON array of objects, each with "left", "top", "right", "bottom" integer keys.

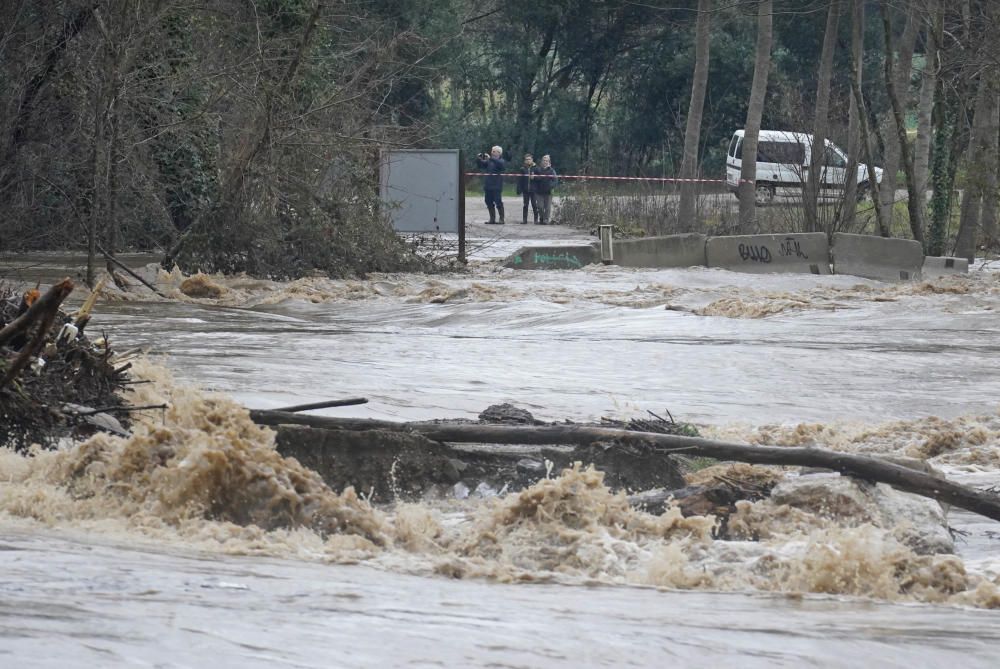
[
  {"left": 878, "top": 8, "right": 918, "bottom": 225},
  {"left": 0, "top": 7, "right": 92, "bottom": 197},
  {"left": 981, "top": 87, "right": 1000, "bottom": 247},
  {"left": 881, "top": 2, "right": 925, "bottom": 246},
  {"left": 231, "top": 2, "right": 321, "bottom": 200},
  {"left": 804, "top": 1, "right": 840, "bottom": 234},
  {"left": 105, "top": 59, "right": 122, "bottom": 278},
  {"left": 927, "top": 73, "right": 952, "bottom": 257},
  {"left": 940, "top": 0, "right": 979, "bottom": 259},
  {"left": 914, "top": 3, "right": 938, "bottom": 201},
  {"left": 848, "top": 44, "right": 886, "bottom": 236},
  {"left": 840, "top": 0, "right": 864, "bottom": 227},
  {"left": 738, "top": 0, "right": 774, "bottom": 231},
  {"left": 955, "top": 75, "right": 999, "bottom": 261},
  {"left": 88, "top": 6, "right": 121, "bottom": 288},
  {"left": 87, "top": 76, "right": 107, "bottom": 289},
  {"left": 512, "top": 25, "right": 556, "bottom": 158},
  {"left": 677, "top": 0, "right": 712, "bottom": 232}
]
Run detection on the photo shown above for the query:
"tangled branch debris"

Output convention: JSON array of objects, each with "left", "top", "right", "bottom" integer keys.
[{"left": 0, "top": 281, "right": 131, "bottom": 451}]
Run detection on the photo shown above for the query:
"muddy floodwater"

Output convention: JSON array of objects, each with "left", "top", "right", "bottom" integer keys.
[{"left": 2, "top": 231, "right": 1000, "bottom": 667}]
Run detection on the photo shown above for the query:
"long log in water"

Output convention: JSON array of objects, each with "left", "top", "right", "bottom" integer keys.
[
  {"left": 249, "top": 410, "right": 1000, "bottom": 522},
  {"left": 270, "top": 397, "right": 368, "bottom": 412}
]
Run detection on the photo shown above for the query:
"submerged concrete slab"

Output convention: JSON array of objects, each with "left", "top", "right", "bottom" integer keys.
[
  {"left": 504, "top": 245, "right": 598, "bottom": 270},
  {"left": 705, "top": 233, "right": 829, "bottom": 274},
  {"left": 612, "top": 233, "right": 707, "bottom": 268},
  {"left": 922, "top": 256, "right": 969, "bottom": 278},
  {"left": 832, "top": 233, "right": 923, "bottom": 281}
]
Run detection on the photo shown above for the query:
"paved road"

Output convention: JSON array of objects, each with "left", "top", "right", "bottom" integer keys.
[{"left": 465, "top": 195, "right": 584, "bottom": 240}]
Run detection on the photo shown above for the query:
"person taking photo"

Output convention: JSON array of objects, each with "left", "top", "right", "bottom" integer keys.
[{"left": 476, "top": 145, "right": 506, "bottom": 224}]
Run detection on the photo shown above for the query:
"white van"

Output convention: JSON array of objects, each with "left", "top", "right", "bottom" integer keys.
[{"left": 725, "top": 129, "right": 882, "bottom": 205}]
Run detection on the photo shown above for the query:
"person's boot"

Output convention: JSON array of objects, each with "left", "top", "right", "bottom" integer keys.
[
  {"left": 497, "top": 202, "right": 505, "bottom": 224},
  {"left": 533, "top": 210, "right": 539, "bottom": 224},
  {"left": 522, "top": 204, "right": 528, "bottom": 224},
  {"left": 486, "top": 205, "right": 496, "bottom": 224}
]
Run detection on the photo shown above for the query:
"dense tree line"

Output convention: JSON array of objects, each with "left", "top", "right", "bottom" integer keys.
[
  {"left": 0, "top": 0, "right": 452, "bottom": 278},
  {"left": 1, "top": 1, "right": 998, "bottom": 277},
  {"left": 434, "top": 0, "right": 999, "bottom": 252}
]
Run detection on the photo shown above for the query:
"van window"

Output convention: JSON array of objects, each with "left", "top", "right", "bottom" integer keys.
[
  {"left": 729, "top": 135, "right": 741, "bottom": 158},
  {"left": 822, "top": 146, "right": 846, "bottom": 167},
  {"left": 757, "top": 141, "right": 805, "bottom": 164},
  {"left": 735, "top": 138, "right": 742, "bottom": 159}
]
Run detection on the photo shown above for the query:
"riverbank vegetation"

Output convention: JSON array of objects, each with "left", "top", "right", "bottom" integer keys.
[{"left": 1, "top": 1, "right": 998, "bottom": 278}]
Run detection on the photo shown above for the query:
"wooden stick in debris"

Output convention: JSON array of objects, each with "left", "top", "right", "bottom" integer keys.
[
  {"left": 101, "top": 251, "right": 167, "bottom": 298},
  {"left": 0, "top": 279, "right": 74, "bottom": 388},
  {"left": 0, "top": 278, "right": 74, "bottom": 348},
  {"left": 247, "top": 411, "right": 1000, "bottom": 523},
  {"left": 269, "top": 397, "right": 368, "bottom": 412},
  {"left": 250, "top": 411, "right": 411, "bottom": 432},
  {"left": 66, "top": 403, "right": 168, "bottom": 417}
]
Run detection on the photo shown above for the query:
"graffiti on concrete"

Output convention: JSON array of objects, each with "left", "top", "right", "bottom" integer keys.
[
  {"left": 738, "top": 243, "right": 772, "bottom": 263},
  {"left": 779, "top": 237, "right": 809, "bottom": 259},
  {"left": 531, "top": 252, "right": 583, "bottom": 268},
  {"left": 737, "top": 237, "right": 811, "bottom": 264}
]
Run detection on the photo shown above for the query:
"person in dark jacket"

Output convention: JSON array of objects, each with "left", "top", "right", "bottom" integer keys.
[
  {"left": 515, "top": 154, "right": 538, "bottom": 224},
  {"left": 476, "top": 145, "right": 505, "bottom": 224},
  {"left": 533, "top": 154, "right": 557, "bottom": 224}
]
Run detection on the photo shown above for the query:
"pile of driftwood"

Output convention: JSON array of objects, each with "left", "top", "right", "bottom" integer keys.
[{"left": 0, "top": 279, "right": 136, "bottom": 450}]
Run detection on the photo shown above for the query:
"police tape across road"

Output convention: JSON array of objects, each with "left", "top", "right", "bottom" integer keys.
[{"left": 464, "top": 172, "right": 753, "bottom": 184}]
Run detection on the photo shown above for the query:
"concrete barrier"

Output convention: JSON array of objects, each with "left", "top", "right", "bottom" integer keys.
[
  {"left": 504, "top": 245, "right": 598, "bottom": 270},
  {"left": 612, "top": 233, "right": 707, "bottom": 268},
  {"left": 922, "top": 256, "right": 969, "bottom": 278},
  {"left": 705, "top": 233, "right": 830, "bottom": 274},
  {"left": 832, "top": 233, "right": 923, "bottom": 281}
]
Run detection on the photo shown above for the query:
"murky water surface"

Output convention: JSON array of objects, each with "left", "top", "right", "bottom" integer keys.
[
  {"left": 4, "top": 527, "right": 999, "bottom": 669},
  {"left": 2, "top": 246, "right": 1000, "bottom": 666},
  {"left": 91, "top": 259, "right": 1000, "bottom": 425}
]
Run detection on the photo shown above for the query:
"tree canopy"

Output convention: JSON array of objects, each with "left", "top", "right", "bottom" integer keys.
[{"left": 1, "top": 0, "right": 998, "bottom": 273}]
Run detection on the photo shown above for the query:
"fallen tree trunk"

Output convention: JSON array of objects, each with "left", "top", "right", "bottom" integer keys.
[{"left": 249, "top": 410, "right": 1000, "bottom": 522}]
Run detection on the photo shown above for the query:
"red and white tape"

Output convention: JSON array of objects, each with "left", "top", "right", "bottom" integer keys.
[{"left": 465, "top": 172, "right": 751, "bottom": 184}]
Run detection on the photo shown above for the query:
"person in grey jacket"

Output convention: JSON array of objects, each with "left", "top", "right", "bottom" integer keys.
[
  {"left": 476, "top": 145, "right": 505, "bottom": 224},
  {"left": 533, "top": 154, "right": 557, "bottom": 224}
]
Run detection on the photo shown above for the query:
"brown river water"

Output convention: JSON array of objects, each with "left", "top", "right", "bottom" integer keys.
[{"left": 2, "top": 241, "right": 1000, "bottom": 667}]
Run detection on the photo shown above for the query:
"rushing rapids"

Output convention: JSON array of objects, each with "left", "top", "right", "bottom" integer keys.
[{"left": 2, "top": 248, "right": 1000, "bottom": 666}]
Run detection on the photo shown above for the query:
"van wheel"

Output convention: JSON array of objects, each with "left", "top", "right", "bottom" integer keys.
[{"left": 754, "top": 183, "right": 775, "bottom": 206}]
